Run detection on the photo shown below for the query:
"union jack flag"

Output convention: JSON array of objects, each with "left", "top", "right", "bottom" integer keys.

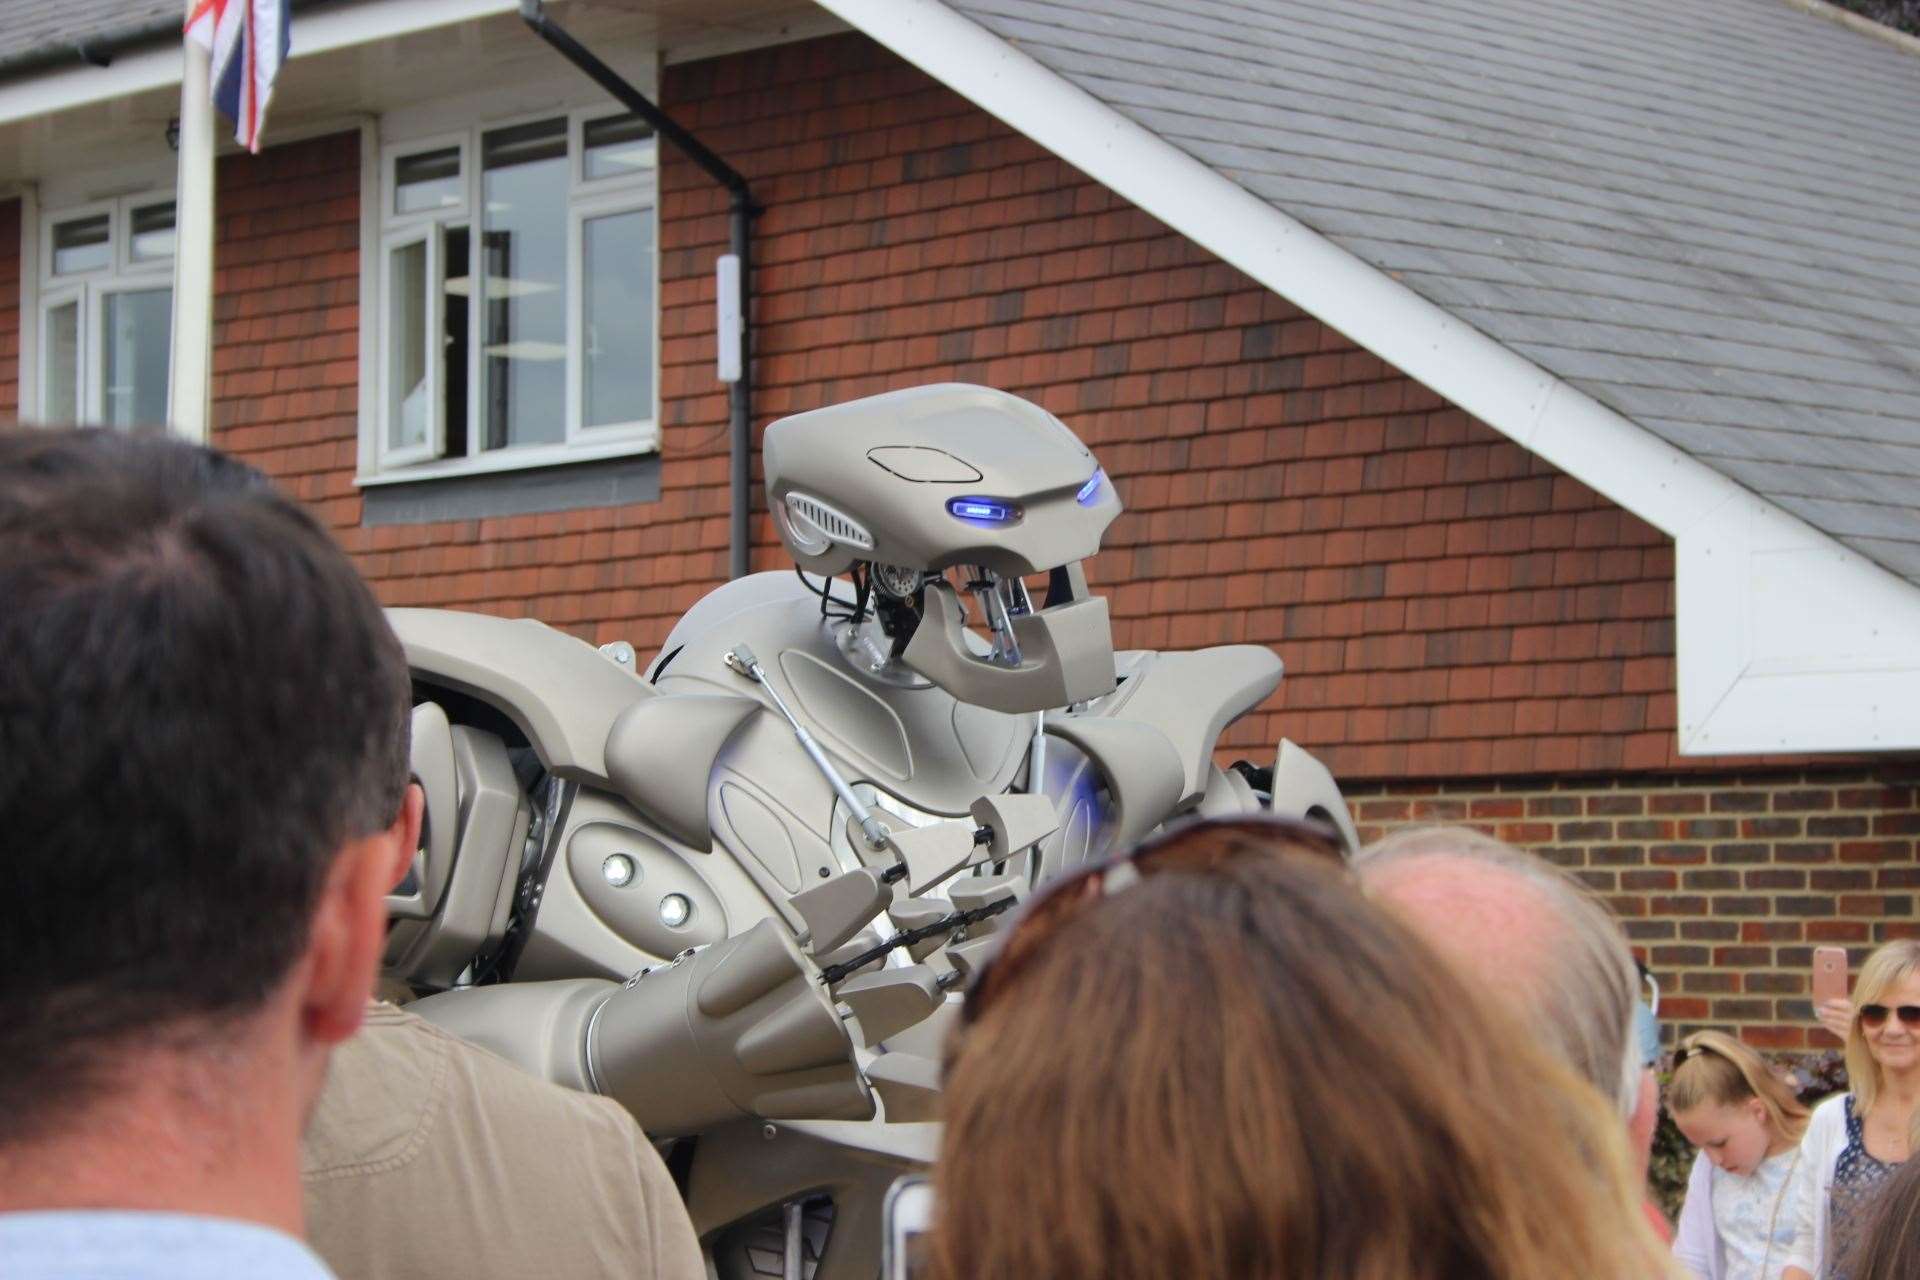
[{"left": 183, "top": 0, "right": 290, "bottom": 153}]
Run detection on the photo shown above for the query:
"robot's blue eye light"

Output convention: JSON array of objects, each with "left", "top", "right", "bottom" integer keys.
[
  {"left": 1076, "top": 469, "right": 1105, "bottom": 506},
  {"left": 947, "top": 497, "right": 1016, "bottom": 524}
]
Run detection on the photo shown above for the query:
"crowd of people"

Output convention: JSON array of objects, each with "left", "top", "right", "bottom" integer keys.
[{"left": 0, "top": 425, "right": 1911, "bottom": 1280}]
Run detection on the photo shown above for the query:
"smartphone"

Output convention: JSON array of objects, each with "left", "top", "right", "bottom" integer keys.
[
  {"left": 1814, "top": 945, "right": 1850, "bottom": 1007},
  {"left": 882, "top": 1176, "right": 934, "bottom": 1280}
]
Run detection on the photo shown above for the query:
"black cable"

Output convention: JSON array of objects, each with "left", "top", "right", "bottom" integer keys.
[
  {"left": 817, "top": 894, "right": 1018, "bottom": 985},
  {"left": 794, "top": 566, "right": 868, "bottom": 624}
]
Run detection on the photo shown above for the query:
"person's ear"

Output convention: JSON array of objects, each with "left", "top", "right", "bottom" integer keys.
[
  {"left": 300, "top": 787, "right": 425, "bottom": 1046},
  {"left": 385, "top": 782, "right": 425, "bottom": 892}
]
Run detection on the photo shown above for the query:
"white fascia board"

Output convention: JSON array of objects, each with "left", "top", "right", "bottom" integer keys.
[
  {"left": 821, "top": 0, "right": 1920, "bottom": 757},
  {"left": 0, "top": 0, "right": 519, "bottom": 128}
]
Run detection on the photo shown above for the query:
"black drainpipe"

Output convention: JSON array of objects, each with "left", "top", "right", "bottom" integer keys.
[{"left": 520, "top": 1, "right": 762, "bottom": 581}]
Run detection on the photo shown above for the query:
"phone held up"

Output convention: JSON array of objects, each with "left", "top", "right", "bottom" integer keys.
[
  {"left": 1813, "top": 945, "right": 1849, "bottom": 1009},
  {"left": 883, "top": 1176, "right": 934, "bottom": 1280}
]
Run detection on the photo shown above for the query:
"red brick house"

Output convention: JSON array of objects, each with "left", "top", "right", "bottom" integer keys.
[{"left": 2, "top": 0, "right": 1918, "bottom": 1048}]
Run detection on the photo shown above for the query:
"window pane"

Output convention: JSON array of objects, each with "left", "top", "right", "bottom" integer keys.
[
  {"left": 582, "top": 209, "right": 654, "bottom": 428},
  {"left": 45, "top": 302, "right": 78, "bottom": 421},
  {"left": 52, "top": 215, "right": 110, "bottom": 275},
  {"left": 102, "top": 288, "right": 172, "bottom": 428},
  {"left": 395, "top": 147, "right": 462, "bottom": 216},
  {"left": 130, "top": 202, "right": 176, "bottom": 262},
  {"left": 479, "top": 118, "right": 567, "bottom": 450},
  {"left": 583, "top": 114, "right": 655, "bottom": 179},
  {"left": 388, "top": 239, "right": 429, "bottom": 453}
]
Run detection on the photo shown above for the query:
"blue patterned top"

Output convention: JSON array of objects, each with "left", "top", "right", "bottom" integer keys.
[{"left": 1829, "top": 1094, "right": 1903, "bottom": 1280}]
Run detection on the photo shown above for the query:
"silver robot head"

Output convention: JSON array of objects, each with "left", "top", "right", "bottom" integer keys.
[{"left": 763, "top": 384, "right": 1122, "bottom": 713}]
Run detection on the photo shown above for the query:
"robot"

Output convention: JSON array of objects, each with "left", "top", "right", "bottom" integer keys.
[{"left": 383, "top": 383, "right": 1358, "bottom": 1279}]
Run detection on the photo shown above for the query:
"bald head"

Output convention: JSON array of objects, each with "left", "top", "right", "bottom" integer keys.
[{"left": 1355, "top": 827, "right": 1640, "bottom": 1116}]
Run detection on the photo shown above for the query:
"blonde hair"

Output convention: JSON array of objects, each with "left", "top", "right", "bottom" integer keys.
[
  {"left": 1667, "top": 1029, "right": 1809, "bottom": 1145},
  {"left": 1355, "top": 826, "right": 1642, "bottom": 1117},
  {"left": 934, "top": 826, "right": 1678, "bottom": 1280},
  {"left": 1848, "top": 940, "right": 1920, "bottom": 1118}
]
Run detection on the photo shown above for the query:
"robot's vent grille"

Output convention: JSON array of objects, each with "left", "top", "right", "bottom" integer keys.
[{"left": 787, "top": 493, "right": 874, "bottom": 551}]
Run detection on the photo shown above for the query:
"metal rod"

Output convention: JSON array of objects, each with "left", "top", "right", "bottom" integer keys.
[
  {"left": 782, "top": 1201, "right": 805, "bottom": 1280},
  {"left": 727, "top": 645, "right": 888, "bottom": 849},
  {"left": 167, "top": 0, "right": 215, "bottom": 446}
]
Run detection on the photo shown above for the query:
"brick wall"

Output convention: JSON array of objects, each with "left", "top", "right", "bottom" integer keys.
[
  {"left": 1349, "top": 769, "right": 1920, "bottom": 1050},
  {"left": 211, "top": 132, "right": 360, "bottom": 515}
]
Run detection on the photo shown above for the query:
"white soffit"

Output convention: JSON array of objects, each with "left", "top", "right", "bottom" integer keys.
[
  {"left": 0, "top": 0, "right": 523, "bottom": 128},
  {"left": 817, "top": 0, "right": 1920, "bottom": 756}
]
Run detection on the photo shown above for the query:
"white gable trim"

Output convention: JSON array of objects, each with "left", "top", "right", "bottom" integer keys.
[{"left": 819, "top": 0, "right": 1920, "bottom": 757}]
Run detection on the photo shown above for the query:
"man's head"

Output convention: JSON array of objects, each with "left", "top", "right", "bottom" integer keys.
[
  {"left": 1354, "top": 825, "right": 1641, "bottom": 1118},
  {"left": 0, "top": 428, "right": 417, "bottom": 1147}
]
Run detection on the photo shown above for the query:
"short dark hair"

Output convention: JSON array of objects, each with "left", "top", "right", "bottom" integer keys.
[{"left": 0, "top": 428, "right": 410, "bottom": 1140}]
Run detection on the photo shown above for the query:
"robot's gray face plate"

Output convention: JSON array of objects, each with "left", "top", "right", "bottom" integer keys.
[{"left": 762, "top": 384, "right": 1122, "bottom": 579}]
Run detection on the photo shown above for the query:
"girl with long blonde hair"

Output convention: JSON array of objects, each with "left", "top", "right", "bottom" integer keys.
[{"left": 1667, "top": 1029, "right": 1811, "bottom": 1278}]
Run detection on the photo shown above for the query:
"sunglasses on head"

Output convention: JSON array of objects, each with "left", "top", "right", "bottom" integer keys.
[
  {"left": 958, "top": 814, "right": 1346, "bottom": 1028},
  {"left": 1859, "top": 1003, "right": 1920, "bottom": 1029}
]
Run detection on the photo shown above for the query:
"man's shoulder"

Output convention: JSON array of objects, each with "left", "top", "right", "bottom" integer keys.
[
  {"left": 0, "top": 1211, "right": 332, "bottom": 1280},
  {"left": 314, "top": 1001, "right": 647, "bottom": 1172}
]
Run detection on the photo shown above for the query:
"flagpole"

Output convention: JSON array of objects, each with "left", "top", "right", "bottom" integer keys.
[{"left": 169, "top": 0, "right": 216, "bottom": 445}]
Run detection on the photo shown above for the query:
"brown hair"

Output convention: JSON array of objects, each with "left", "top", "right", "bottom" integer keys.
[
  {"left": 1666, "top": 1029, "right": 1809, "bottom": 1144},
  {"left": 1847, "top": 939, "right": 1920, "bottom": 1119},
  {"left": 932, "top": 822, "right": 1676, "bottom": 1280}
]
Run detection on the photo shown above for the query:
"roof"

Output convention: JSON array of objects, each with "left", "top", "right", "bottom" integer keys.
[
  {"left": 929, "top": 0, "right": 1920, "bottom": 585},
  {"left": 0, "top": 0, "right": 181, "bottom": 73}
]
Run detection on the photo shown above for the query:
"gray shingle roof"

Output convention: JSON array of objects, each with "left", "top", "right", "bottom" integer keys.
[
  {"left": 944, "top": 0, "right": 1920, "bottom": 585},
  {"left": 0, "top": 0, "right": 182, "bottom": 73}
]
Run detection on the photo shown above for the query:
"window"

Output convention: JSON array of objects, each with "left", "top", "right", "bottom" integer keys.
[
  {"left": 37, "top": 196, "right": 175, "bottom": 427},
  {"left": 371, "top": 109, "right": 658, "bottom": 477}
]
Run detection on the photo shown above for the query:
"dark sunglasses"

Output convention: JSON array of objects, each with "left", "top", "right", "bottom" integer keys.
[
  {"left": 1859, "top": 1003, "right": 1920, "bottom": 1029},
  {"left": 958, "top": 815, "right": 1346, "bottom": 1028}
]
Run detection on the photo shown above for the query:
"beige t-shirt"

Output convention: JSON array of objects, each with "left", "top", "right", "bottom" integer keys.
[{"left": 302, "top": 1002, "right": 704, "bottom": 1280}]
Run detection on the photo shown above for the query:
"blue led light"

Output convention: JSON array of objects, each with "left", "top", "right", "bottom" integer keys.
[
  {"left": 1076, "top": 469, "right": 1106, "bottom": 506},
  {"left": 947, "top": 497, "right": 1016, "bottom": 524}
]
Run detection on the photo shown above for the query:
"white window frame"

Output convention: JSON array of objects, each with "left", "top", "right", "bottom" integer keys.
[
  {"left": 92, "top": 275, "right": 177, "bottom": 424},
  {"left": 35, "top": 190, "right": 176, "bottom": 425},
  {"left": 568, "top": 185, "right": 658, "bottom": 444},
  {"left": 377, "top": 225, "right": 444, "bottom": 467},
  {"left": 362, "top": 105, "right": 660, "bottom": 485},
  {"left": 37, "top": 294, "right": 84, "bottom": 424}
]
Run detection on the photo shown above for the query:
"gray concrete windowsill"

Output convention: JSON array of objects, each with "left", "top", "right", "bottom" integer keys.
[{"left": 360, "top": 452, "right": 662, "bottom": 526}]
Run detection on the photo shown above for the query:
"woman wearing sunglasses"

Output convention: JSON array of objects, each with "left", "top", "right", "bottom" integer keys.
[
  {"left": 926, "top": 818, "right": 1677, "bottom": 1280},
  {"left": 1782, "top": 938, "right": 1920, "bottom": 1280}
]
